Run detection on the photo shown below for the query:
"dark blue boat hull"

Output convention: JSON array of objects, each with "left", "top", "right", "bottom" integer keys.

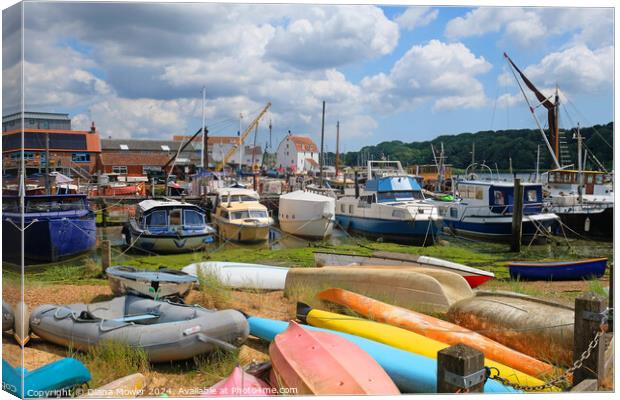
[
  {"left": 508, "top": 258, "right": 608, "bottom": 281},
  {"left": 3, "top": 215, "right": 96, "bottom": 262},
  {"left": 336, "top": 214, "right": 439, "bottom": 245}
]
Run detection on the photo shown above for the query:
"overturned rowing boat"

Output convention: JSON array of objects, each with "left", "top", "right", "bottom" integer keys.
[
  {"left": 183, "top": 262, "right": 289, "bottom": 290},
  {"left": 106, "top": 266, "right": 198, "bottom": 299},
  {"left": 29, "top": 295, "right": 249, "bottom": 362}
]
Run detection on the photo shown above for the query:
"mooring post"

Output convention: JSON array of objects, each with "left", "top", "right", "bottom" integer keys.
[
  {"left": 572, "top": 293, "right": 607, "bottom": 388},
  {"left": 101, "top": 240, "right": 111, "bottom": 276},
  {"left": 101, "top": 200, "right": 108, "bottom": 228},
  {"left": 510, "top": 178, "right": 523, "bottom": 252},
  {"left": 437, "top": 343, "right": 485, "bottom": 393}
]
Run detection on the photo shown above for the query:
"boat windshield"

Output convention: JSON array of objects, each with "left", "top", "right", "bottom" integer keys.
[
  {"left": 230, "top": 210, "right": 268, "bottom": 219},
  {"left": 24, "top": 197, "right": 86, "bottom": 213},
  {"left": 225, "top": 194, "right": 258, "bottom": 203},
  {"left": 183, "top": 210, "right": 205, "bottom": 226},
  {"left": 2, "top": 198, "right": 18, "bottom": 212},
  {"left": 146, "top": 210, "right": 167, "bottom": 227},
  {"left": 377, "top": 190, "right": 423, "bottom": 203}
]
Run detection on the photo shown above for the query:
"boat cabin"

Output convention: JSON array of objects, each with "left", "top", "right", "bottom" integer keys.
[
  {"left": 213, "top": 188, "right": 261, "bottom": 207},
  {"left": 452, "top": 180, "right": 543, "bottom": 215},
  {"left": 547, "top": 169, "right": 611, "bottom": 196},
  {"left": 135, "top": 200, "right": 206, "bottom": 230},
  {"left": 361, "top": 176, "right": 425, "bottom": 204},
  {"left": 3, "top": 194, "right": 90, "bottom": 214}
]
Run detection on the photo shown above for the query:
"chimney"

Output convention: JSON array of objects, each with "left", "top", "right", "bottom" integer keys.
[{"left": 90, "top": 121, "right": 96, "bottom": 133}]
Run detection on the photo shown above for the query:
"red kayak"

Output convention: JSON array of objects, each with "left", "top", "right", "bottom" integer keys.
[
  {"left": 204, "top": 366, "right": 273, "bottom": 396},
  {"left": 269, "top": 321, "right": 400, "bottom": 395}
]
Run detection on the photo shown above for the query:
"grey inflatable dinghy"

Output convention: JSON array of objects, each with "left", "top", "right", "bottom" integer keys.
[
  {"left": 2, "top": 302, "right": 14, "bottom": 332},
  {"left": 29, "top": 295, "right": 249, "bottom": 362},
  {"left": 106, "top": 265, "right": 198, "bottom": 299}
]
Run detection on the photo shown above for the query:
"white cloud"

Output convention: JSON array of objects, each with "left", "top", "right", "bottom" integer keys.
[
  {"left": 522, "top": 45, "right": 613, "bottom": 95},
  {"left": 395, "top": 7, "right": 438, "bottom": 30},
  {"left": 266, "top": 5, "right": 399, "bottom": 69},
  {"left": 363, "top": 40, "right": 491, "bottom": 113},
  {"left": 444, "top": 7, "right": 613, "bottom": 48}
]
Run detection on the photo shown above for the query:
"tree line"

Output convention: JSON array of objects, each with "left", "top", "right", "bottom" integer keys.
[{"left": 325, "top": 122, "right": 613, "bottom": 171}]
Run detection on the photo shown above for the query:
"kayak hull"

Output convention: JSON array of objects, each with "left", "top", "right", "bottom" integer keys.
[{"left": 508, "top": 258, "right": 608, "bottom": 281}]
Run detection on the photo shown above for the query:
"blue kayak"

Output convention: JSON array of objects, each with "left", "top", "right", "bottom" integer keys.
[
  {"left": 247, "top": 316, "right": 518, "bottom": 393},
  {"left": 508, "top": 258, "right": 608, "bottom": 281},
  {"left": 2, "top": 358, "right": 91, "bottom": 398}
]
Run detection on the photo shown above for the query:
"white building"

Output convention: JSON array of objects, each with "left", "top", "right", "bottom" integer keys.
[{"left": 276, "top": 134, "right": 319, "bottom": 173}]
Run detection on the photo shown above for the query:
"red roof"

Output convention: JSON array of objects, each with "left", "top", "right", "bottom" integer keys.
[{"left": 287, "top": 135, "right": 318, "bottom": 152}]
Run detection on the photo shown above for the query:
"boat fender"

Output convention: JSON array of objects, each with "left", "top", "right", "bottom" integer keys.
[{"left": 584, "top": 217, "right": 591, "bottom": 232}]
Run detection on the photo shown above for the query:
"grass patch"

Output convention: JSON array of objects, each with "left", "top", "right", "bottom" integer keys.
[
  {"left": 193, "top": 348, "right": 239, "bottom": 387},
  {"left": 72, "top": 340, "right": 150, "bottom": 388},
  {"left": 196, "top": 269, "right": 233, "bottom": 309},
  {"left": 587, "top": 279, "right": 608, "bottom": 297}
]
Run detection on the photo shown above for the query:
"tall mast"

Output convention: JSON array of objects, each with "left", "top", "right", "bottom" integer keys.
[
  {"left": 319, "top": 101, "right": 325, "bottom": 188},
  {"left": 553, "top": 86, "right": 560, "bottom": 164},
  {"left": 238, "top": 113, "right": 243, "bottom": 171},
  {"left": 335, "top": 121, "right": 340, "bottom": 178},
  {"left": 201, "top": 86, "right": 206, "bottom": 169},
  {"left": 576, "top": 123, "right": 583, "bottom": 203},
  {"left": 535, "top": 145, "right": 540, "bottom": 183}
]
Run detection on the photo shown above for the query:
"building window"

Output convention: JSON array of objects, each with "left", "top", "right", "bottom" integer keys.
[
  {"left": 119, "top": 144, "right": 129, "bottom": 150},
  {"left": 143, "top": 166, "right": 160, "bottom": 174},
  {"left": 72, "top": 153, "right": 90, "bottom": 163},
  {"left": 11, "top": 152, "right": 36, "bottom": 161},
  {"left": 161, "top": 145, "right": 170, "bottom": 151},
  {"left": 112, "top": 166, "right": 128, "bottom": 174}
]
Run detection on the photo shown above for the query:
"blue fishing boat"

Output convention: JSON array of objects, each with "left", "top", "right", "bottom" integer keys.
[
  {"left": 335, "top": 161, "right": 440, "bottom": 245},
  {"left": 2, "top": 358, "right": 91, "bottom": 398},
  {"left": 123, "top": 200, "right": 215, "bottom": 253},
  {"left": 433, "top": 179, "right": 559, "bottom": 243},
  {"left": 2, "top": 194, "right": 96, "bottom": 263},
  {"left": 508, "top": 258, "right": 608, "bottom": 281}
]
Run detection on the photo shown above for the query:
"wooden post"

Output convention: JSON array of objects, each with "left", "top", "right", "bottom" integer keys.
[
  {"left": 101, "top": 200, "right": 108, "bottom": 227},
  {"left": 510, "top": 178, "right": 523, "bottom": 252},
  {"left": 572, "top": 293, "right": 607, "bottom": 388},
  {"left": 101, "top": 240, "right": 111, "bottom": 275},
  {"left": 437, "top": 343, "right": 485, "bottom": 393}
]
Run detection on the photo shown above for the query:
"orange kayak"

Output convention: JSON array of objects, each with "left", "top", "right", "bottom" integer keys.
[
  {"left": 269, "top": 321, "right": 400, "bottom": 395},
  {"left": 317, "top": 288, "right": 556, "bottom": 378}
]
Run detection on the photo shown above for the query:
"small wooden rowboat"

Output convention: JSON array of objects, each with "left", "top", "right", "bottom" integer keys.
[
  {"left": 508, "top": 258, "right": 608, "bottom": 281},
  {"left": 269, "top": 321, "right": 400, "bottom": 395},
  {"left": 316, "top": 288, "right": 555, "bottom": 378}
]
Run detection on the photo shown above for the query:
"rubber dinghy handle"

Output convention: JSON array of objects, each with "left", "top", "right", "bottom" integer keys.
[{"left": 196, "top": 333, "right": 238, "bottom": 351}]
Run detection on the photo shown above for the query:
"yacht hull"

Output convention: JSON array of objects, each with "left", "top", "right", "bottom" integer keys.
[{"left": 335, "top": 214, "right": 439, "bottom": 245}]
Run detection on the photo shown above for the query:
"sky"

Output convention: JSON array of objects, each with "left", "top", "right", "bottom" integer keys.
[{"left": 1, "top": 1, "right": 615, "bottom": 153}]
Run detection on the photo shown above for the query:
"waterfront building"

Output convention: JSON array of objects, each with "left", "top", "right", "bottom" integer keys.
[{"left": 275, "top": 133, "right": 319, "bottom": 173}]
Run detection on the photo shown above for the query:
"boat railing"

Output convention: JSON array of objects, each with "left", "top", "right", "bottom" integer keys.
[{"left": 447, "top": 202, "right": 548, "bottom": 222}]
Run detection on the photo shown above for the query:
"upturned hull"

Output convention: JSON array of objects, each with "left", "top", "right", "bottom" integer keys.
[
  {"left": 335, "top": 214, "right": 439, "bottom": 245},
  {"left": 3, "top": 216, "right": 96, "bottom": 262}
]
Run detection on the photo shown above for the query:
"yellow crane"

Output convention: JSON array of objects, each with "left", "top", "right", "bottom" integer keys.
[{"left": 215, "top": 102, "right": 271, "bottom": 172}]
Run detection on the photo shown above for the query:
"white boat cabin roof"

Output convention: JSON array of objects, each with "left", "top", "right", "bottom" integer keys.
[{"left": 138, "top": 200, "right": 202, "bottom": 213}]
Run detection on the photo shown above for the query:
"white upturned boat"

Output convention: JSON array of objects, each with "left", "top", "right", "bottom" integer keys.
[
  {"left": 278, "top": 190, "right": 335, "bottom": 239},
  {"left": 182, "top": 262, "right": 289, "bottom": 290}
]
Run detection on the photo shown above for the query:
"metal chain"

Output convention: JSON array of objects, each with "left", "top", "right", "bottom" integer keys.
[{"left": 488, "top": 309, "right": 610, "bottom": 392}]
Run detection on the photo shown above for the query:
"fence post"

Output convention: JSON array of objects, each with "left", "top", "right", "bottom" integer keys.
[
  {"left": 101, "top": 240, "right": 111, "bottom": 276},
  {"left": 437, "top": 343, "right": 485, "bottom": 393},
  {"left": 510, "top": 178, "right": 523, "bottom": 252},
  {"left": 572, "top": 293, "right": 607, "bottom": 388}
]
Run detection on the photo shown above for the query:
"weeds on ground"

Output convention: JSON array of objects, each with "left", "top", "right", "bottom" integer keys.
[
  {"left": 194, "top": 348, "right": 239, "bottom": 387},
  {"left": 197, "top": 270, "right": 232, "bottom": 309},
  {"left": 587, "top": 279, "right": 608, "bottom": 297},
  {"left": 72, "top": 340, "right": 150, "bottom": 388}
]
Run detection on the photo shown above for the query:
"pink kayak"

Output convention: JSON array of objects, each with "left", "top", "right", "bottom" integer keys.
[
  {"left": 269, "top": 321, "right": 400, "bottom": 395},
  {"left": 204, "top": 366, "right": 273, "bottom": 396}
]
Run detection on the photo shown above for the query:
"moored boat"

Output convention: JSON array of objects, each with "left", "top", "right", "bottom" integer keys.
[
  {"left": 106, "top": 265, "right": 198, "bottom": 298},
  {"left": 278, "top": 190, "right": 335, "bottom": 239},
  {"left": 123, "top": 200, "right": 215, "bottom": 254},
  {"left": 284, "top": 267, "right": 472, "bottom": 313},
  {"left": 335, "top": 161, "right": 440, "bottom": 245},
  {"left": 2, "top": 194, "right": 96, "bottom": 263},
  {"left": 298, "top": 304, "right": 555, "bottom": 390},
  {"left": 317, "top": 288, "right": 555, "bottom": 378},
  {"left": 269, "top": 321, "right": 400, "bottom": 395},
  {"left": 247, "top": 316, "right": 517, "bottom": 393},
  {"left": 508, "top": 257, "right": 607, "bottom": 281},
  {"left": 211, "top": 188, "right": 272, "bottom": 243},
  {"left": 447, "top": 290, "right": 574, "bottom": 366},
  {"left": 434, "top": 179, "right": 559, "bottom": 243},
  {"left": 314, "top": 251, "right": 494, "bottom": 288},
  {"left": 182, "top": 262, "right": 289, "bottom": 290},
  {"left": 29, "top": 295, "right": 249, "bottom": 362}
]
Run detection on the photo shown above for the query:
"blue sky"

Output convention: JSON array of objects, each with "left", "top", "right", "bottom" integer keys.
[{"left": 2, "top": 2, "right": 614, "bottom": 152}]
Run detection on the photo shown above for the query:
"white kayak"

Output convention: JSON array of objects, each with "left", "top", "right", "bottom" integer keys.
[{"left": 182, "top": 262, "right": 289, "bottom": 290}]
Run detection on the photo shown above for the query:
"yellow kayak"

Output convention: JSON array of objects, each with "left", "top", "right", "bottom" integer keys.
[{"left": 300, "top": 306, "right": 559, "bottom": 392}]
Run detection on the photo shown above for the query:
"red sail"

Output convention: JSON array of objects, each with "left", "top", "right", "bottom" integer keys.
[{"left": 504, "top": 53, "right": 558, "bottom": 159}]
